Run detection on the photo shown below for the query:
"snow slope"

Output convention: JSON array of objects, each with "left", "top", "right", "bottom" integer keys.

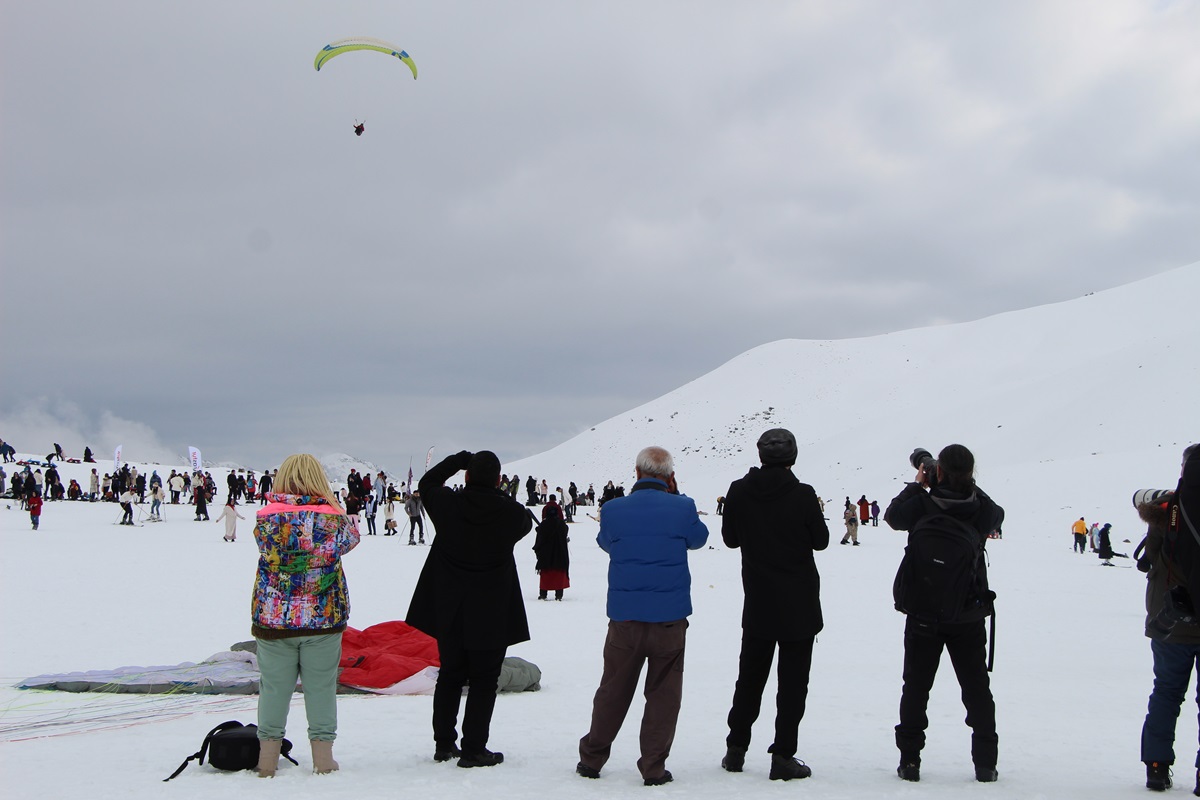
[{"left": 1, "top": 262, "right": 1197, "bottom": 799}]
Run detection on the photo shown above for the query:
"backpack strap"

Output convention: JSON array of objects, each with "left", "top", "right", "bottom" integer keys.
[
  {"left": 986, "top": 609, "right": 996, "bottom": 673},
  {"left": 163, "top": 720, "right": 245, "bottom": 782}
]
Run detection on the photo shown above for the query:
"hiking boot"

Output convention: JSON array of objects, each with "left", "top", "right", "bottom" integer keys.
[
  {"left": 974, "top": 765, "right": 998, "bottom": 782},
  {"left": 721, "top": 745, "right": 746, "bottom": 772},
  {"left": 1145, "top": 761, "right": 1172, "bottom": 791},
  {"left": 852, "top": 541, "right": 860, "bottom": 546},
  {"left": 256, "top": 738, "right": 283, "bottom": 778},
  {"left": 458, "top": 748, "right": 504, "bottom": 768},
  {"left": 419, "top": 537, "right": 425, "bottom": 544},
  {"left": 897, "top": 762, "right": 920, "bottom": 782},
  {"left": 576, "top": 762, "right": 600, "bottom": 779},
  {"left": 839, "top": 539, "right": 848, "bottom": 545},
  {"left": 311, "top": 739, "right": 339, "bottom": 774},
  {"left": 643, "top": 770, "right": 673, "bottom": 786},
  {"left": 433, "top": 744, "right": 461, "bottom": 763},
  {"left": 769, "top": 755, "right": 812, "bottom": 781}
]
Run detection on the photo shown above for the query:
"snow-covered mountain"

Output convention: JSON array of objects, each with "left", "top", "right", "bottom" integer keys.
[{"left": 511, "top": 262, "right": 1198, "bottom": 537}]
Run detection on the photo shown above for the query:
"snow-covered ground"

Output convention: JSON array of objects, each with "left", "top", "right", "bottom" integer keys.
[{"left": 1, "top": 263, "right": 1197, "bottom": 799}]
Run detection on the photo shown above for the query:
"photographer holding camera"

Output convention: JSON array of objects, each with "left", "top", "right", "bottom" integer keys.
[
  {"left": 1136, "top": 443, "right": 1200, "bottom": 793},
  {"left": 884, "top": 444, "right": 1004, "bottom": 784}
]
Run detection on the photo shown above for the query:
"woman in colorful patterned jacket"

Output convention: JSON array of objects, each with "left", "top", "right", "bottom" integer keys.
[{"left": 252, "top": 453, "right": 360, "bottom": 777}]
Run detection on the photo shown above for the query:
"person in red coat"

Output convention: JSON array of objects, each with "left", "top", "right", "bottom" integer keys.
[{"left": 28, "top": 494, "right": 43, "bottom": 530}]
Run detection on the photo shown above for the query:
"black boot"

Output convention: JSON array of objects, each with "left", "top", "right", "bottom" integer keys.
[
  {"left": 458, "top": 748, "right": 504, "bottom": 768},
  {"left": 538, "top": 590, "right": 547, "bottom": 600},
  {"left": 898, "top": 752, "right": 921, "bottom": 782},
  {"left": 721, "top": 745, "right": 746, "bottom": 772},
  {"left": 433, "top": 743, "right": 461, "bottom": 763},
  {"left": 768, "top": 754, "right": 811, "bottom": 781},
  {"left": 1145, "top": 761, "right": 1171, "bottom": 791}
]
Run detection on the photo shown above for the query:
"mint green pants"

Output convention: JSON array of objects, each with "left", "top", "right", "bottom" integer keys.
[{"left": 256, "top": 632, "right": 342, "bottom": 741}]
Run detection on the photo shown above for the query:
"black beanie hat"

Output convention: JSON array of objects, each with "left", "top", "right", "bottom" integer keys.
[
  {"left": 757, "top": 428, "right": 797, "bottom": 467},
  {"left": 467, "top": 451, "right": 501, "bottom": 488}
]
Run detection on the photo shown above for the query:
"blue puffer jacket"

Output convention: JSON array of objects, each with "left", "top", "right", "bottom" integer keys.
[{"left": 598, "top": 478, "right": 709, "bottom": 623}]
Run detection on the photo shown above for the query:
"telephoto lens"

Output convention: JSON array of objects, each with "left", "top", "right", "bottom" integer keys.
[{"left": 1132, "top": 488, "right": 1172, "bottom": 508}]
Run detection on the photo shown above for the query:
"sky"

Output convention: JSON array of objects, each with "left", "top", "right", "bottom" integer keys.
[{"left": 2, "top": 0, "right": 1199, "bottom": 472}]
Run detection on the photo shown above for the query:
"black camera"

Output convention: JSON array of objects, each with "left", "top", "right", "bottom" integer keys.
[
  {"left": 1149, "top": 585, "right": 1198, "bottom": 636},
  {"left": 910, "top": 448, "right": 938, "bottom": 487}
]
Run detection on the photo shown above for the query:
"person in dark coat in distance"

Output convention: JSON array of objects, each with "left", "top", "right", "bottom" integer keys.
[
  {"left": 884, "top": 443, "right": 1004, "bottom": 784},
  {"left": 534, "top": 495, "right": 570, "bottom": 600},
  {"left": 405, "top": 450, "right": 533, "bottom": 768},
  {"left": 720, "top": 428, "right": 829, "bottom": 781}
]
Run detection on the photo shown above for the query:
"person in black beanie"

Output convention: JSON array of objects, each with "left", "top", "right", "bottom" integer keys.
[
  {"left": 406, "top": 450, "right": 533, "bottom": 768},
  {"left": 720, "top": 428, "right": 829, "bottom": 781}
]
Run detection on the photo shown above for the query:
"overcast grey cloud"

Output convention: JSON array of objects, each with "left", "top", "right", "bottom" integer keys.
[{"left": 3, "top": 0, "right": 1198, "bottom": 470}]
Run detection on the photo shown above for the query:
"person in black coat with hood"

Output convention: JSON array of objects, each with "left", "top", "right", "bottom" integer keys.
[
  {"left": 884, "top": 443, "right": 1004, "bottom": 784},
  {"left": 720, "top": 428, "right": 829, "bottom": 781},
  {"left": 406, "top": 450, "right": 533, "bottom": 768}
]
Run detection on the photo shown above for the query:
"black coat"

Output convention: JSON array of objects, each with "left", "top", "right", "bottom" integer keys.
[
  {"left": 533, "top": 510, "right": 570, "bottom": 573},
  {"left": 406, "top": 451, "right": 533, "bottom": 649},
  {"left": 722, "top": 466, "right": 830, "bottom": 640}
]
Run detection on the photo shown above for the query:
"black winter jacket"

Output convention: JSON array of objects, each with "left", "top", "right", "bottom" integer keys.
[
  {"left": 722, "top": 466, "right": 829, "bottom": 640},
  {"left": 406, "top": 452, "right": 533, "bottom": 649}
]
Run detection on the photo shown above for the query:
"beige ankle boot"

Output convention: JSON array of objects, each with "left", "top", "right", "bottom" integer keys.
[
  {"left": 256, "top": 738, "right": 283, "bottom": 778},
  {"left": 311, "top": 739, "right": 339, "bottom": 774}
]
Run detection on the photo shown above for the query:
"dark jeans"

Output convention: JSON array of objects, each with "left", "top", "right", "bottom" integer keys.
[
  {"left": 1142, "top": 638, "right": 1200, "bottom": 766},
  {"left": 432, "top": 636, "right": 506, "bottom": 754},
  {"left": 1074, "top": 533, "right": 1087, "bottom": 553},
  {"left": 896, "top": 617, "right": 997, "bottom": 768},
  {"left": 579, "top": 619, "right": 687, "bottom": 781},
  {"left": 726, "top": 634, "right": 815, "bottom": 759},
  {"left": 409, "top": 516, "right": 423, "bottom": 538}
]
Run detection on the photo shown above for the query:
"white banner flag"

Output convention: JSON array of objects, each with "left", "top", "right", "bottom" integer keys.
[
  {"left": 114, "top": 444, "right": 123, "bottom": 471},
  {"left": 425, "top": 446, "right": 435, "bottom": 473},
  {"left": 188, "top": 447, "right": 203, "bottom": 473}
]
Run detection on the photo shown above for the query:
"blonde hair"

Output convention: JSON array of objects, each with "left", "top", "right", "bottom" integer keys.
[{"left": 273, "top": 454, "right": 343, "bottom": 512}]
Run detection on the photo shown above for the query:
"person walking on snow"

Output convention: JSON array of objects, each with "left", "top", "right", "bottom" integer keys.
[
  {"left": 1072, "top": 517, "right": 1089, "bottom": 554},
  {"left": 28, "top": 493, "right": 43, "bottom": 530},
  {"left": 215, "top": 498, "right": 246, "bottom": 542},
  {"left": 841, "top": 505, "right": 859, "bottom": 545}
]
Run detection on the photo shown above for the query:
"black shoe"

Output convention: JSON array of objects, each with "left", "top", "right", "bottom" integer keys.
[
  {"left": 852, "top": 541, "right": 860, "bottom": 546},
  {"left": 458, "top": 749, "right": 504, "bottom": 768},
  {"left": 975, "top": 765, "right": 998, "bottom": 782},
  {"left": 433, "top": 744, "right": 461, "bottom": 763},
  {"left": 721, "top": 745, "right": 746, "bottom": 772},
  {"left": 419, "top": 538, "right": 425, "bottom": 544},
  {"left": 1145, "top": 761, "right": 1172, "bottom": 791},
  {"left": 538, "top": 592, "right": 547, "bottom": 600},
  {"left": 769, "top": 755, "right": 811, "bottom": 781},
  {"left": 643, "top": 770, "right": 673, "bottom": 786},
  {"left": 576, "top": 762, "right": 600, "bottom": 779},
  {"left": 897, "top": 762, "right": 920, "bottom": 782}
]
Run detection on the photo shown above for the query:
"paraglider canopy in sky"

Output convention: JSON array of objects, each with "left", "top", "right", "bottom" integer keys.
[{"left": 314, "top": 37, "right": 418, "bottom": 79}]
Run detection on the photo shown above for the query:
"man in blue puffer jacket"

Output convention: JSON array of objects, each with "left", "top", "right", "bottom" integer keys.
[{"left": 577, "top": 446, "right": 709, "bottom": 787}]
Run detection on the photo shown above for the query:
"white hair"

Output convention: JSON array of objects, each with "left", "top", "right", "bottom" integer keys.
[{"left": 636, "top": 446, "right": 674, "bottom": 479}]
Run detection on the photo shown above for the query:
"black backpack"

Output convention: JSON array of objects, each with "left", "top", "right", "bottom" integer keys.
[
  {"left": 163, "top": 720, "right": 297, "bottom": 781},
  {"left": 893, "top": 513, "right": 997, "bottom": 668}
]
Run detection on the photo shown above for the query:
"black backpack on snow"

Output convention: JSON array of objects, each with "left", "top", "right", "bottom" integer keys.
[
  {"left": 893, "top": 513, "right": 997, "bottom": 669},
  {"left": 163, "top": 720, "right": 297, "bottom": 781}
]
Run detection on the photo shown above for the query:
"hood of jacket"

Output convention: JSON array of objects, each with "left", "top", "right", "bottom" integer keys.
[
  {"left": 739, "top": 465, "right": 800, "bottom": 500},
  {"left": 461, "top": 485, "right": 525, "bottom": 526}
]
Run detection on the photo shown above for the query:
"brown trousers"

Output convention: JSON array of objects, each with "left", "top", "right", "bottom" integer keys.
[{"left": 579, "top": 619, "right": 688, "bottom": 780}]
